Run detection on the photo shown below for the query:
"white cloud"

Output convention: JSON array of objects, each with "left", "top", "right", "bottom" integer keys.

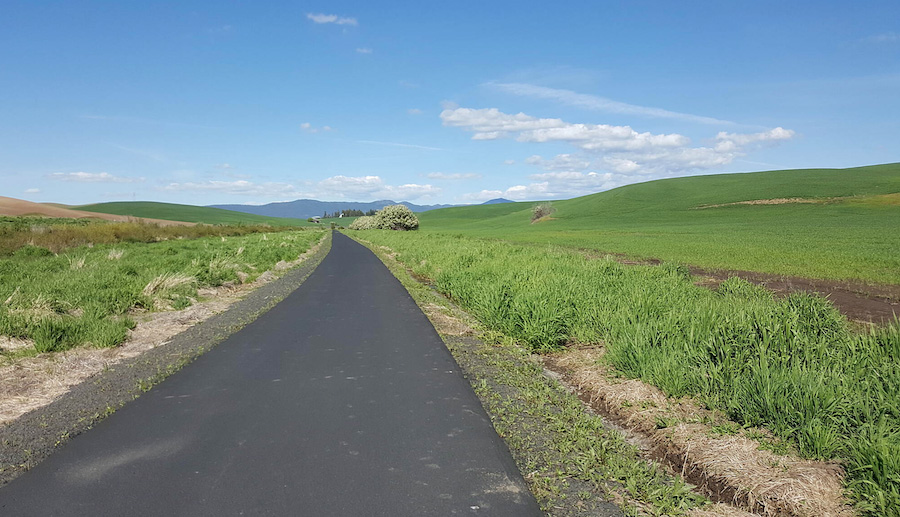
[
  {"left": 407, "top": 108, "right": 423, "bottom": 115},
  {"left": 163, "top": 175, "right": 440, "bottom": 201},
  {"left": 357, "top": 140, "right": 442, "bottom": 151},
  {"left": 714, "top": 127, "right": 795, "bottom": 151},
  {"left": 48, "top": 172, "right": 144, "bottom": 183},
  {"left": 163, "top": 180, "right": 302, "bottom": 198},
  {"left": 459, "top": 171, "right": 630, "bottom": 203},
  {"left": 356, "top": 47, "right": 373, "bottom": 54},
  {"left": 306, "top": 13, "right": 358, "bottom": 26},
  {"left": 503, "top": 159, "right": 516, "bottom": 165},
  {"left": 215, "top": 163, "right": 234, "bottom": 169},
  {"left": 315, "top": 175, "right": 440, "bottom": 200},
  {"left": 443, "top": 107, "right": 795, "bottom": 177},
  {"left": 24, "top": 188, "right": 40, "bottom": 194},
  {"left": 865, "top": 32, "right": 899, "bottom": 43},
  {"left": 301, "top": 122, "right": 334, "bottom": 133},
  {"left": 526, "top": 154, "right": 591, "bottom": 171},
  {"left": 489, "top": 82, "right": 735, "bottom": 125},
  {"left": 425, "top": 172, "right": 482, "bottom": 180}
]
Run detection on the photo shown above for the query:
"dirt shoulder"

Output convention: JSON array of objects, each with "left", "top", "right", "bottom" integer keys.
[{"left": 0, "top": 232, "right": 331, "bottom": 487}]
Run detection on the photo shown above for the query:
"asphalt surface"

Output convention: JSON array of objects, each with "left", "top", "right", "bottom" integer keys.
[{"left": 0, "top": 232, "right": 540, "bottom": 516}]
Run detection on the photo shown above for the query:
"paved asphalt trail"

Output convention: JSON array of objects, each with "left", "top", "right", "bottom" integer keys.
[{"left": 0, "top": 232, "right": 541, "bottom": 516}]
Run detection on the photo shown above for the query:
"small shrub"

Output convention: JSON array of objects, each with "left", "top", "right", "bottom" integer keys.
[
  {"left": 349, "top": 215, "right": 378, "bottom": 230},
  {"left": 531, "top": 202, "right": 555, "bottom": 222}
]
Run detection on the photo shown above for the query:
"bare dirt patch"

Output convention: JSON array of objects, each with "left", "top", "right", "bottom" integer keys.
[
  {"left": 0, "top": 236, "right": 326, "bottom": 427},
  {"left": 543, "top": 347, "right": 855, "bottom": 517},
  {"left": 690, "top": 267, "right": 900, "bottom": 325},
  {"left": 695, "top": 198, "right": 827, "bottom": 209},
  {"left": 582, "top": 249, "right": 899, "bottom": 325}
]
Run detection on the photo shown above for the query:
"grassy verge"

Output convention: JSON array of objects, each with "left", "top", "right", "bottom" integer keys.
[
  {"left": 352, "top": 233, "right": 711, "bottom": 516},
  {"left": 350, "top": 230, "right": 900, "bottom": 515},
  {"left": 0, "top": 227, "right": 324, "bottom": 354}
]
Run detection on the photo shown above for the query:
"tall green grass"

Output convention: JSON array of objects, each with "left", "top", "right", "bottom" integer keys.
[
  {"left": 353, "top": 230, "right": 900, "bottom": 515},
  {"left": 0, "top": 230, "right": 323, "bottom": 353}
]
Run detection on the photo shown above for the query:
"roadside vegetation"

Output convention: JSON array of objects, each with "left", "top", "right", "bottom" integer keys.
[
  {"left": 417, "top": 163, "right": 900, "bottom": 285},
  {"left": 352, "top": 230, "right": 900, "bottom": 515},
  {"left": 0, "top": 216, "right": 301, "bottom": 255},
  {"left": 0, "top": 219, "right": 323, "bottom": 354}
]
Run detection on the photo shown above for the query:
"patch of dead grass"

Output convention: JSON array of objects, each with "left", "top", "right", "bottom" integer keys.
[{"left": 543, "top": 347, "right": 855, "bottom": 517}]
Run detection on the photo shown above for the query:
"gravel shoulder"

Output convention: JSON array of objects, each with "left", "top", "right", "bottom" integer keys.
[{"left": 0, "top": 232, "right": 331, "bottom": 487}]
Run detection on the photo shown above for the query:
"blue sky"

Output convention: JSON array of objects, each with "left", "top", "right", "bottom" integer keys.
[{"left": 2, "top": 1, "right": 898, "bottom": 206}]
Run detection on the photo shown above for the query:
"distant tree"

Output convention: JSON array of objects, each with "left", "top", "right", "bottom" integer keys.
[{"left": 365, "top": 209, "right": 377, "bottom": 216}]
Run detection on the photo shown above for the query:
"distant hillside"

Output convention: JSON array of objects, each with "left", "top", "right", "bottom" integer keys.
[
  {"left": 481, "top": 198, "right": 514, "bottom": 205},
  {"left": 209, "top": 199, "right": 456, "bottom": 219},
  {"left": 417, "top": 163, "right": 900, "bottom": 284},
  {"left": 0, "top": 196, "right": 192, "bottom": 226},
  {"left": 75, "top": 201, "right": 310, "bottom": 226}
]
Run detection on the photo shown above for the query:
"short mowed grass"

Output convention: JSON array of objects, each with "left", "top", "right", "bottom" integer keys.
[
  {"left": 352, "top": 230, "right": 900, "bottom": 515},
  {"left": 418, "top": 163, "right": 900, "bottom": 285},
  {"left": 1, "top": 223, "right": 323, "bottom": 354}
]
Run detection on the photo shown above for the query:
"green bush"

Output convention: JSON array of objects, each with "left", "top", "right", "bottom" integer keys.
[{"left": 374, "top": 204, "right": 419, "bottom": 231}]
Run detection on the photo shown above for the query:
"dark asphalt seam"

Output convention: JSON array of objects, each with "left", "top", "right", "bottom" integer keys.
[{"left": 0, "top": 231, "right": 331, "bottom": 487}]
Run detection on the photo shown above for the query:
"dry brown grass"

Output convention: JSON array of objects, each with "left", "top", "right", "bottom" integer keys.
[{"left": 544, "top": 347, "right": 856, "bottom": 517}]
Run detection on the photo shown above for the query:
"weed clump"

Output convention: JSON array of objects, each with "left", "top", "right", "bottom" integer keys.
[{"left": 531, "top": 202, "right": 555, "bottom": 222}]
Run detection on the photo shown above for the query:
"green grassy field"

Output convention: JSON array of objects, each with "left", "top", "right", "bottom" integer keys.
[
  {"left": 0, "top": 228, "right": 324, "bottom": 353},
  {"left": 351, "top": 229, "right": 900, "bottom": 515},
  {"left": 75, "top": 201, "right": 316, "bottom": 226},
  {"left": 419, "top": 163, "right": 900, "bottom": 285}
]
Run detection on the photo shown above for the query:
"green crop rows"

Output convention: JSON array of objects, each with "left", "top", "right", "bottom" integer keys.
[
  {"left": 0, "top": 228, "right": 323, "bottom": 354},
  {"left": 353, "top": 230, "right": 900, "bottom": 515}
]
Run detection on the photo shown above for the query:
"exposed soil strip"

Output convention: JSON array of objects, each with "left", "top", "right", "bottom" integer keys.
[
  {"left": 543, "top": 348, "right": 854, "bottom": 517},
  {"left": 592, "top": 250, "right": 900, "bottom": 325},
  {"left": 0, "top": 233, "right": 331, "bottom": 487}
]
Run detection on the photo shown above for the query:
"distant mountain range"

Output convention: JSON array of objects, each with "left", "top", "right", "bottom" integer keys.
[{"left": 209, "top": 198, "right": 514, "bottom": 218}]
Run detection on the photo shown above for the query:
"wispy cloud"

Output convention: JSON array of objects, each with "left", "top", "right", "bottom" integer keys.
[
  {"left": 357, "top": 140, "right": 442, "bottom": 151},
  {"left": 163, "top": 175, "right": 441, "bottom": 201},
  {"left": 306, "top": 13, "right": 358, "bottom": 26},
  {"left": 863, "top": 32, "right": 899, "bottom": 43},
  {"left": 356, "top": 47, "right": 373, "bottom": 54},
  {"left": 301, "top": 122, "right": 333, "bottom": 133},
  {"left": 24, "top": 188, "right": 40, "bottom": 194},
  {"left": 407, "top": 108, "right": 423, "bottom": 115},
  {"left": 48, "top": 172, "right": 145, "bottom": 183},
  {"left": 425, "top": 172, "right": 482, "bottom": 180},
  {"left": 488, "top": 82, "right": 735, "bottom": 126},
  {"left": 82, "top": 114, "right": 222, "bottom": 131}
]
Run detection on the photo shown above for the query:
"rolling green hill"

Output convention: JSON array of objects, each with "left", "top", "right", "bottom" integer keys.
[
  {"left": 418, "top": 163, "right": 900, "bottom": 284},
  {"left": 74, "top": 201, "right": 314, "bottom": 226}
]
